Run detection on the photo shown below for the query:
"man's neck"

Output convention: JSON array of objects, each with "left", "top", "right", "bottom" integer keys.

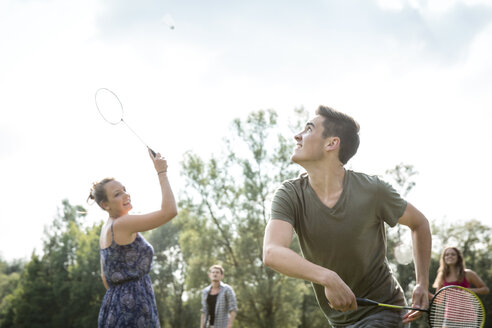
[
  {"left": 306, "top": 161, "right": 345, "bottom": 207},
  {"left": 211, "top": 281, "right": 221, "bottom": 289}
]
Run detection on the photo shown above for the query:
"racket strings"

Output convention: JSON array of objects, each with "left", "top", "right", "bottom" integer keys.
[
  {"left": 95, "top": 88, "right": 124, "bottom": 125},
  {"left": 429, "top": 288, "right": 484, "bottom": 327},
  {"left": 94, "top": 88, "right": 155, "bottom": 155}
]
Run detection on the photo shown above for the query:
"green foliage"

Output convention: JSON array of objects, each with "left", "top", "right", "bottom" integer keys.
[
  {"left": 298, "top": 283, "right": 330, "bottom": 328},
  {"left": 430, "top": 219, "right": 492, "bottom": 327},
  {"left": 385, "top": 163, "right": 418, "bottom": 198},
  {"left": 68, "top": 221, "right": 107, "bottom": 328},
  {"left": 0, "top": 256, "right": 23, "bottom": 325},
  {"left": 384, "top": 165, "right": 491, "bottom": 328},
  {"left": 1, "top": 108, "right": 490, "bottom": 328},
  {"left": 384, "top": 164, "right": 420, "bottom": 294},
  {"left": 4, "top": 253, "right": 56, "bottom": 328},
  {"left": 147, "top": 220, "right": 198, "bottom": 328},
  {"left": 0, "top": 200, "right": 105, "bottom": 328},
  {"left": 179, "top": 109, "right": 316, "bottom": 328}
]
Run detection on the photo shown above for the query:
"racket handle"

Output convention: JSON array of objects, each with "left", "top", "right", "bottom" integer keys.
[
  {"left": 356, "top": 298, "right": 380, "bottom": 306},
  {"left": 149, "top": 148, "right": 156, "bottom": 157}
]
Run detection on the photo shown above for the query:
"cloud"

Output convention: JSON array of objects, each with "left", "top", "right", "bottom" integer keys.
[
  {"left": 0, "top": 127, "right": 21, "bottom": 159},
  {"left": 94, "top": 0, "right": 178, "bottom": 39},
  {"left": 373, "top": 0, "right": 492, "bottom": 63}
]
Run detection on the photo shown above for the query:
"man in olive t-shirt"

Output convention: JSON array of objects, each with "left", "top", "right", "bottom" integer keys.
[{"left": 263, "top": 106, "right": 431, "bottom": 327}]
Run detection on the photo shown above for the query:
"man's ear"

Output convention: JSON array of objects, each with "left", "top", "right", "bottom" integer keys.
[{"left": 325, "top": 137, "right": 340, "bottom": 151}]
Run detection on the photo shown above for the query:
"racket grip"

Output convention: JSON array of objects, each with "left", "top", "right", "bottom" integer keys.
[{"left": 356, "top": 298, "right": 380, "bottom": 306}]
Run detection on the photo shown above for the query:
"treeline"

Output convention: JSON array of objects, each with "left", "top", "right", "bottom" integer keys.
[{"left": 1, "top": 109, "right": 491, "bottom": 327}]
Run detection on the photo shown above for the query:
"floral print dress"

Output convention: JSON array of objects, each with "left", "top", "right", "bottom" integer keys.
[{"left": 98, "top": 223, "right": 160, "bottom": 328}]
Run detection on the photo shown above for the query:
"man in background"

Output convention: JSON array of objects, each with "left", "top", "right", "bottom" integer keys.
[{"left": 200, "top": 264, "right": 237, "bottom": 328}]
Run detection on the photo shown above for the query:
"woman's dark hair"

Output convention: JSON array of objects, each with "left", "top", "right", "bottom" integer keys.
[
  {"left": 87, "top": 178, "right": 115, "bottom": 210},
  {"left": 315, "top": 106, "right": 360, "bottom": 164}
]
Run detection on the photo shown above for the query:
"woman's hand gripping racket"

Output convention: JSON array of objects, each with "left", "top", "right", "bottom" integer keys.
[
  {"left": 357, "top": 285, "right": 485, "bottom": 327},
  {"left": 95, "top": 88, "right": 156, "bottom": 157}
]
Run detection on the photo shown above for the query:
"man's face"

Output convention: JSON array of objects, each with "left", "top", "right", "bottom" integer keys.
[
  {"left": 208, "top": 268, "right": 224, "bottom": 283},
  {"left": 292, "top": 115, "right": 327, "bottom": 164}
]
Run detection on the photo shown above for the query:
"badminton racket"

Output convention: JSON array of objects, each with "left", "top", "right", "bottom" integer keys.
[
  {"left": 94, "top": 88, "right": 156, "bottom": 157},
  {"left": 356, "top": 285, "right": 485, "bottom": 327}
]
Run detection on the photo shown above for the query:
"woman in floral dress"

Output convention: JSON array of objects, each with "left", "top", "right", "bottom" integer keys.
[{"left": 89, "top": 149, "right": 177, "bottom": 327}]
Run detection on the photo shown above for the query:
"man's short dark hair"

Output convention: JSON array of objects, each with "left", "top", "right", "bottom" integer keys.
[{"left": 316, "top": 106, "right": 360, "bottom": 164}]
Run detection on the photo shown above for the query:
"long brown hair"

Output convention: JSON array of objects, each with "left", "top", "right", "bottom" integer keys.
[{"left": 432, "top": 246, "right": 466, "bottom": 289}]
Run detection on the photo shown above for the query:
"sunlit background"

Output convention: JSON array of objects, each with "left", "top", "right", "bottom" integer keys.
[{"left": 1, "top": 0, "right": 492, "bottom": 261}]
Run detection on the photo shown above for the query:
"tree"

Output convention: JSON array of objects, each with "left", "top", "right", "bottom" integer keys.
[
  {"left": 68, "top": 220, "right": 106, "bottom": 328},
  {"left": 0, "top": 253, "right": 55, "bottom": 328},
  {"left": 383, "top": 163, "right": 420, "bottom": 293},
  {"left": 1, "top": 112, "right": 490, "bottom": 328},
  {"left": 430, "top": 219, "right": 492, "bottom": 327},
  {"left": 0, "top": 256, "right": 23, "bottom": 326},
  {"left": 0, "top": 200, "right": 105, "bottom": 328},
  {"left": 178, "top": 109, "right": 326, "bottom": 327},
  {"left": 147, "top": 221, "right": 198, "bottom": 328},
  {"left": 384, "top": 164, "right": 431, "bottom": 327},
  {"left": 381, "top": 163, "right": 492, "bottom": 328}
]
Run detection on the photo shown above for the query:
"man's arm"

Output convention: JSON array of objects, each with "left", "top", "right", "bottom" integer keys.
[
  {"left": 227, "top": 310, "right": 236, "bottom": 328},
  {"left": 226, "top": 286, "right": 238, "bottom": 327},
  {"left": 200, "top": 313, "right": 204, "bottom": 328},
  {"left": 398, "top": 202, "right": 431, "bottom": 323},
  {"left": 263, "top": 219, "right": 356, "bottom": 312}
]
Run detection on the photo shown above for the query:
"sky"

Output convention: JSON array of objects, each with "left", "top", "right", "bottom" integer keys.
[{"left": 1, "top": 0, "right": 492, "bottom": 262}]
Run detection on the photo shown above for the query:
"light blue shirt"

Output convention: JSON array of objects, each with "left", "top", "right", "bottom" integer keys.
[{"left": 201, "top": 282, "right": 237, "bottom": 328}]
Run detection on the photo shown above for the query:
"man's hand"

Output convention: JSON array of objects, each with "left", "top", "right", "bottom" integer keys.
[
  {"left": 324, "top": 272, "right": 357, "bottom": 312},
  {"left": 402, "top": 284, "right": 428, "bottom": 323}
]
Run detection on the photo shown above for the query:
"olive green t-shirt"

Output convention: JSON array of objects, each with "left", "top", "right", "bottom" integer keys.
[{"left": 270, "top": 170, "right": 407, "bottom": 326}]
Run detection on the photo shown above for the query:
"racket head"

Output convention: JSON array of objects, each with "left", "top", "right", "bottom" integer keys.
[
  {"left": 95, "top": 88, "right": 124, "bottom": 125},
  {"left": 428, "top": 285, "right": 485, "bottom": 328}
]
